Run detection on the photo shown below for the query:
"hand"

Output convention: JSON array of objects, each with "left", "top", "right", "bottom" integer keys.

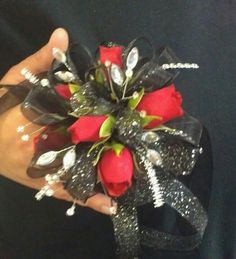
[{"left": 0, "top": 28, "right": 116, "bottom": 215}]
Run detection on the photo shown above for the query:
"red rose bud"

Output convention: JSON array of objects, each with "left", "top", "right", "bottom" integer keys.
[
  {"left": 34, "top": 126, "right": 71, "bottom": 153},
  {"left": 136, "top": 84, "right": 184, "bottom": 128},
  {"left": 99, "top": 46, "right": 123, "bottom": 67},
  {"left": 68, "top": 115, "right": 108, "bottom": 144},
  {"left": 55, "top": 84, "right": 72, "bottom": 100},
  {"left": 98, "top": 146, "right": 133, "bottom": 197}
]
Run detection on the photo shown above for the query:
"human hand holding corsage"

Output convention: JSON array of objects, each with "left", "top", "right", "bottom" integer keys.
[
  {"left": 0, "top": 28, "right": 208, "bottom": 258},
  {"left": 0, "top": 28, "right": 116, "bottom": 216}
]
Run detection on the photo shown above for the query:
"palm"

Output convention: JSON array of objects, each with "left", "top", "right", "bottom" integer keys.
[{"left": 0, "top": 28, "right": 114, "bottom": 215}]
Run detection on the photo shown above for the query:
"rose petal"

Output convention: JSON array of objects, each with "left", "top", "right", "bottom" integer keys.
[
  {"left": 99, "top": 46, "right": 123, "bottom": 67},
  {"left": 136, "top": 84, "right": 184, "bottom": 128},
  {"left": 55, "top": 84, "right": 72, "bottom": 100},
  {"left": 98, "top": 147, "right": 133, "bottom": 197},
  {"left": 68, "top": 115, "right": 108, "bottom": 144}
]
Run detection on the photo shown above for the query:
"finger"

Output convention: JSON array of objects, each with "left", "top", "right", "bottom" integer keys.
[
  {"left": 1, "top": 28, "right": 69, "bottom": 84},
  {"left": 85, "top": 193, "right": 117, "bottom": 215},
  {"left": 53, "top": 188, "right": 85, "bottom": 207},
  {"left": 51, "top": 184, "right": 117, "bottom": 215}
]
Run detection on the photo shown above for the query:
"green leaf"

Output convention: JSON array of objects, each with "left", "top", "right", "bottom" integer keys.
[
  {"left": 110, "top": 142, "right": 124, "bottom": 156},
  {"left": 92, "top": 146, "right": 107, "bottom": 166},
  {"left": 68, "top": 107, "right": 93, "bottom": 118},
  {"left": 132, "top": 153, "right": 142, "bottom": 178},
  {"left": 95, "top": 68, "right": 105, "bottom": 84},
  {"left": 99, "top": 115, "right": 116, "bottom": 138},
  {"left": 92, "top": 141, "right": 124, "bottom": 165},
  {"left": 68, "top": 111, "right": 80, "bottom": 118},
  {"left": 55, "top": 125, "right": 69, "bottom": 135},
  {"left": 88, "top": 136, "right": 110, "bottom": 156},
  {"left": 141, "top": 115, "right": 162, "bottom": 127},
  {"left": 128, "top": 88, "right": 144, "bottom": 109},
  {"left": 69, "top": 83, "right": 80, "bottom": 94}
]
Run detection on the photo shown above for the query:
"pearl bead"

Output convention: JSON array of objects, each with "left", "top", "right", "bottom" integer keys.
[
  {"left": 45, "top": 174, "right": 52, "bottom": 181},
  {"left": 125, "top": 69, "right": 133, "bottom": 78},
  {"left": 45, "top": 189, "right": 54, "bottom": 197},
  {"left": 41, "top": 79, "right": 49, "bottom": 87},
  {"left": 21, "top": 134, "right": 30, "bottom": 141},
  {"left": 105, "top": 60, "right": 111, "bottom": 67},
  {"left": 66, "top": 207, "right": 75, "bottom": 216},
  {"left": 52, "top": 175, "right": 59, "bottom": 181},
  {"left": 35, "top": 192, "right": 44, "bottom": 201},
  {"left": 17, "top": 126, "right": 25, "bottom": 133},
  {"left": 132, "top": 91, "right": 139, "bottom": 99},
  {"left": 140, "top": 110, "right": 147, "bottom": 118}
]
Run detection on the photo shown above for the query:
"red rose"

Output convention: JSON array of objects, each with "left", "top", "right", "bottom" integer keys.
[
  {"left": 55, "top": 84, "right": 72, "bottom": 100},
  {"left": 68, "top": 115, "right": 108, "bottom": 144},
  {"left": 99, "top": 46, "right": 123, "bottom": 67},
  {"left": 34, "top": 126, "right": 71, "bottom": 153},
  {"left": 136, "top": 84, "right": 184, "bottom": 128},
  {"left": 98, "top": 146, "right": 133, "bottom": 197}
]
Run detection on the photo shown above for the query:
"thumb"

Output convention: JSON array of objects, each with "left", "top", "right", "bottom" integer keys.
[{"left": 1, "top": 28, "right": 69, "bottom": 84}]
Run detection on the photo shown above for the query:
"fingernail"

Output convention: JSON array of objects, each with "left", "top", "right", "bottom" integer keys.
[
  {"left": 109, "top": 206, "right": 117, "bottom": 215},
  {"left": 101, "top": 205, "right": 117, "bottom": 215},
  {"left": 49, "top": 28, "right": 69, "bottom": 51}
]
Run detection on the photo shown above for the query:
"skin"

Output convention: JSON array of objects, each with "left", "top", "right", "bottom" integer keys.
[{"left": 0, "top": 28, "right": 116, "bottom": 215}]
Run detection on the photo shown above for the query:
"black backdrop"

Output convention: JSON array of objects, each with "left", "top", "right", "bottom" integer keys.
[{"left": 0, "top": 1, "right": 235, "bottom": 258}]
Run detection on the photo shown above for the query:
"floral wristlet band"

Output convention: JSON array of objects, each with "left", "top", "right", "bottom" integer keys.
[{"left": 0, "top": 38, "right": 207, "bottom": 258}]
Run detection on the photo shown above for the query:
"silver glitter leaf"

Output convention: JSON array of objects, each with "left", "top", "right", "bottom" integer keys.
[
  {"left": 63, "top": 148, "right": 76, "bottom": 171},
  {"left": 111, "top": 64, "right": 125, "bottom": 86},
  {"left": 141, "top": 132, "right": 160, "bottom": 143},
  {"left": 36, "top": 151, "right": 58, "bottom": 166},
  {"left": 147, "top": 149, "right": 162, "bottom": 166},
  {"left": 126, "top": 47, "right": 139, "bottom": 70},
  {"left": 55, "top": 71, "right": 75, "bottom": 82},
  {"left": 52, "top": 48, "right": 67, "bottom": 63}
]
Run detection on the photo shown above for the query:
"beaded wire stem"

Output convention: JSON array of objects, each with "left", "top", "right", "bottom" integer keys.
[{"left": 162, "top": 63, "right": 199, "bottom": 70}]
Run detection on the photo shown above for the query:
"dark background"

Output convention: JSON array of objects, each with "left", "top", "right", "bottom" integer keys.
[{"left": 0, "top": 1, "right": 235, "bottom": 258}]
